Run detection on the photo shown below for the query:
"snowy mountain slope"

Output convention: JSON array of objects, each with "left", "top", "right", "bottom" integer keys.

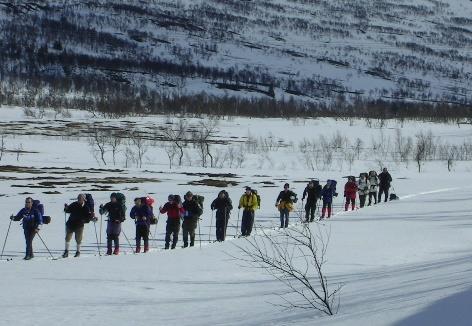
[{"left": 1, "top": 0, "right": 472, "bottom": 114}]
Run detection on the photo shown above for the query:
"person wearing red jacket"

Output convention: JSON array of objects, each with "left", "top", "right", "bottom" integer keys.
[
  {"left": 344, "top": 176, "right": 358, "bottom": 211},
  {"left": 159, "top": 195, "right": 185, "bottom": 249}
]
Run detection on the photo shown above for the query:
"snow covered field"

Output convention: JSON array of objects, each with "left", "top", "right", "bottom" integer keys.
[{"left": 1, "top": 106, "right": 472, "bottom": 325}]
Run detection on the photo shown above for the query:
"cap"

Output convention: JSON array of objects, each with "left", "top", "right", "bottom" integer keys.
[
  {"left": 245, "top": 186, "right": 252, "bottom": 191},
  {"left": 185, "top": 191, "right": 193, "bottom": 197}
]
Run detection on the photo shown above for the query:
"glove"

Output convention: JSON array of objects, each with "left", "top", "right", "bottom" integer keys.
[
  {"left": 238, "top": 206, "right": 241, "bottom": 209},
  {"left": 99, "top": 204, "right": 104, "bottom": 209},
  {"left": 92, "top": 217, "right": 98, "bottom": 223},
  {"left": 10, "top": 215, "right": 14, "bottom": 220}
]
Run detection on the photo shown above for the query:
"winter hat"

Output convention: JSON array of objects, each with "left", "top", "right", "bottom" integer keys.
[
  {"left": 110, "top": 193, "right": 117, "bottom": 199},
  {"left": 168, "top": 194, "right": 174, "bottom": 201},
  {"left": 284, "top": 183, "right": 289, "bottom": 188},
  {"left": 185, "top": 191, "right": 193, "bottom": 197},
  {"left": 77, "top": 194, "right": 86, "bottom": 201},
  {"left": 245, "top": 186, "right": 252, "bottom": 191}
]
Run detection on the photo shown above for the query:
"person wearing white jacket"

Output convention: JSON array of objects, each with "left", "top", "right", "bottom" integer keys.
[
  {"left": 368, "top": 171, "right": 379, "bottom": 206},
  {"left": 358, "top": 173, "right": 370, "bottom": 208}
]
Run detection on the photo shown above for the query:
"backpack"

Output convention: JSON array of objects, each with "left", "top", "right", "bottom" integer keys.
[
  {"left": 193, "top": 195, "right": 205, "bottom": 208},
  {"left": 327, "top": 180, "right": 338, "bottom": 197},
  {"left": 251, "top": 189, "right": 261, "bottom": 209},
  {"left": 113, "top": 192, "right": 127, "bottom": 214},
  {"left": 389, "top": 193, "right": 399, "bottom": 201},
  {"left": 84, "top": 193, "right": 95, "bottom": 223},
  {"left": 141, "top": 196, "right": 157, "bottom": 224},
  {"left": 33, "top": 200, "right": 50, "bottom": 224}
]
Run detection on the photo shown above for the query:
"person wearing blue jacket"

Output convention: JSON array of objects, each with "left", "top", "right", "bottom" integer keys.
[
  {"left": 320, "top": 180, "right": 338, "bottom": 219},
  {"left": 11, "top": 197, "right": 43, "bottom": 260},
  {"left": 130, "top": 198, "right": 153, "bottom": 253}
]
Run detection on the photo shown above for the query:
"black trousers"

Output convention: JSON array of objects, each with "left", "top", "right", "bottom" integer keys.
[
  {"left": 135, "top": 224, "right": 149, "bottom": 248},
  {"left": 378, "top": 187, "right": 389, "bottom": 203},
  {"left": 216, "top": 215, "right": 229, "bottom": 241},
  {"left": 165, "top": 218, "right": 180, "bottom": 249},
  {"left": 305, "top": 201, "right": 317, "bottom": 222},
  {"left": 24, "top": 228, "right": 36, "bottom": 258},
  {"left": 359, "top": 195, "right": 367, "bottom": 208},
  {"left": 182, "top": 218, "right": 197, "bottom": 247},
  {"left": 241, "top": 210, "right": 254, "bottom": 236},
  {"left": 368, "top": 192, "right": 377, "bottom": 205}
]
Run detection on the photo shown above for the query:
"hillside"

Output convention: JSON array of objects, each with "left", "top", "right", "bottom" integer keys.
[{"left": 1, "top": 0, "right": 472, "bottom": 116}]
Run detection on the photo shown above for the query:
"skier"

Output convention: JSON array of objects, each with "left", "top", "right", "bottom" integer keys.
[
  {"left": 182, "top": 191, "right": 203, "bottom": 248},
  {"left": 11, "top": 197, "right": 43, "bottom": 260},
  {"left": 368, "top": 170, "right": 378, "bottom": 206},
  {"left": 238, "top": 187, "right": 259, "bottom": 236},
  {"left": 63, "top": 194, "right": 94, "bottom": 258},
  {"left": 344, "top": 176, "right": 358, "bottom": 211},
  {"left": 159, "top": 195, "right": 184, "bottom": 249},
  {"left": 320, "top": 180, "right": 337, "bottom": 219},
  {"left": 211, "top": 190, "right": 233, "bottom": 242},
  {"left": 275, "top": 183, "right": 297, "bottom": 228},
  {"left": 357, "top": 174, "right": 370, "bottom": 208},
  {"left": 130, "top": 197, "right": 153, "bottom": 253},
  {"left": 302, "top": 180, "right": 322, "bottom": 222},
  {"left": 99, "top": 193, "right": 125, "bottom": 255},
  {"left": 378, "top": 167, "right": 393, "bottom": 203}
]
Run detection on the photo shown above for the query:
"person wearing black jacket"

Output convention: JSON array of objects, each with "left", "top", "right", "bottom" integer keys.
[
  {"left": 302, "top": 180, "right": 322, "bottom": 222},
  {"left": 211, "top": 190, "right": 233, "bottom": 241},
  {"left": 182, "top": 191, "right": 203, "bottom": 247},
  {"left": 63, "top": 194, "right": 94, "bottom": 258},
  {"left": 99, "top": 194, "right": 125, "bottom": 255},
  {"left": 378, "top": 168, "right": 393, "bottom": 203}
]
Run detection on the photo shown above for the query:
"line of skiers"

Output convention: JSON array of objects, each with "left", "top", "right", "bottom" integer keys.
[{"left": 5, "top": 168, "right": 393, "bottom": 260}]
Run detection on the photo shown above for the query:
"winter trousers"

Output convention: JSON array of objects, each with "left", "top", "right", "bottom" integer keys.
[
  {"left": 24, "top": 228, "right": 36, "bottom": 258},
  {"left": 321, "top": 202, "right": 332, "bottom": 218},
  {"left": 378, "top": 187, "right": 389, "bottom": 203},
  {"left": 359, "top": 195, "right": 367, "bottom": 208},
  {"left": 241, "top": 210, "right": 254, "bottom": 236},
  {"left": 368, "top": 192, "right": 377, "bottom": 205},
  {"left": 215, "top": 215, "right": 229, "bottom": 241},
  {"left": 305, "top": 201, "right": 317, "bottom": 222},
  {"left": 135, "top": 225, "right": 149, "bottom": 251},
  {"left": 165, "top": 218, "right": 180, "bottom": 249},
  {"left": 106, "top": 233, "right": 120, "bottom": 254},
  {"left": 279, "top": 208, "right": 289, "bottom": 228},
  {"left": 182, "top": 218, "right": 197, "bottom": 247},
  {"left": 65, "top": 226, "right": 84, "bottom": 245},
  {"left": 345, "top": 197, "right": 355, "bottom": 211}
]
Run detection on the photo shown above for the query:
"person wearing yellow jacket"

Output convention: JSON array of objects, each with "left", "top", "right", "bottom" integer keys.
[
  {"left": 275, "top": 183, "right": 297, "bottom": 229},
  {"left": 238, "top": 187, "right": 259, "bottom": 236}
]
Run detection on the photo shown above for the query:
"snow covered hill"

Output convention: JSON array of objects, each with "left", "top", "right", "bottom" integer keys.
[
  {"left": 1, "top": 106, "right": 472, "bottom": 325},
  {"left": 1, "top": 0, "right": 472, "bottom": 115}
]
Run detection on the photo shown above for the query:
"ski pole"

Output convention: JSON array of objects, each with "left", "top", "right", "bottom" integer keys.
[
  {"left": 93, "top": 220, "right": 101, "bottom": 256},
  {"left": 1, "top": 217, "right": 13, "bottom": 260},
  {"left": 121, "top": 229, "right": 135, "bottom": 254},
  {"left": 235, "top": 209, "right": 240, "bottom": 238},
  {"left": 223, "top": 207, "right": 228, "bottom": 241},
  {"left": 99, "top": 213, "right": 103, "bottom": 248},
  {"left": 208, "top": 210, "right": 214, "bottom": 242},
  {"left": 198, "top": 217, "right": 202, "bottom": 249},
  {"left": 153, "top": 212, "right": 161, "bottom": 241},
  {"left": 37, "top": 232, "right": 55, "bottom": 260}
]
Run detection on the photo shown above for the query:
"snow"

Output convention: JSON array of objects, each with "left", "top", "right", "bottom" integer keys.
[{"left": 1, "top": 106, "right": 472, "bottom": 325}]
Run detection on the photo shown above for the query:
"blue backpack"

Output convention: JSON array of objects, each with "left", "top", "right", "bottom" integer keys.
[{"left": 33, "top": 200, "right": 50, "bottom": 224}]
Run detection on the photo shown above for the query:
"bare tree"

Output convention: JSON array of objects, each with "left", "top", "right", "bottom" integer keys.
[
  {"left": 414, "top": 134, "right": 427, "bottom": 173},
  {"left": 195, "top": 119, "right": 219, "bottom": 168},
  {"left": 235, "top": 223, "right": 342, "bottom": 315},
  {"left": 107, "top": 132, "right": 123, "bottom": 166},
  {"left": 162, "top": 119, "right": 188, "bottom": 167},
  {"left": 88, "top": 126, "right": 108, "bottom": 165},
  {"left": 0, "top": 133, "right": 6, "bottom": 161},
  {"left": 123, "top": 145, "right": 135, "bottom": 168},
  {"left": 14, "top": 143, "right": 23, "bottom": 162},
  {"left": 129, "top": 130, "right": 148, "bottom": 168}
]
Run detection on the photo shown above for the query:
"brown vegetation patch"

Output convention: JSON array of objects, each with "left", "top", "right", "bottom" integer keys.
[{"left": 186, "top": 179, "right": 239, "bottom": 187}]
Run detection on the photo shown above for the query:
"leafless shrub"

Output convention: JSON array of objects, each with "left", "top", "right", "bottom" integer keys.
[
  {"left": 88, "top": 127, "right": 108, "bottom": 166},
  {"left": 235, "top": 223, "right": 342, "bottom": 315},
  {"left": 0, "top": 133, "right": 6, "bottom": 161},
  {"left": 162, "top": 119, "right": 188, "bottom": 167},
  {"left": 129, "top": 129, "right": 148, "bottom": 168}
]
